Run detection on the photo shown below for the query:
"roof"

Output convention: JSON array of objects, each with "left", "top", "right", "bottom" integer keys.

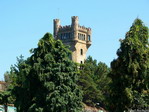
[{"left": 0, "top": 81, "right": 6, "bottom": 84}]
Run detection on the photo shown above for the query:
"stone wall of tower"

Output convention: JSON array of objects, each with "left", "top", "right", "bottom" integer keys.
[
  {"left": 53, "top": 16, "right": 92, "bottom": 64},
  {"left": 53, "top": 19, "right": 60, "bottom": 39},
  {"left": 71, "top": 16, "right": 78, "bottom": 41},
  {"left": 75, "top": 42, "right": 87, "bottom": 63}
]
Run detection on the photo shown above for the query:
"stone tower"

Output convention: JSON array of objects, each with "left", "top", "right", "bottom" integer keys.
[{"left": 53, "top": 16, "right": 91, "bottom": 64}]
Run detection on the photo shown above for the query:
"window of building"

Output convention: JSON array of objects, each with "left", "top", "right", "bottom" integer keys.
[
  {"left": 66, "top": 33, "right": 68, "bottom": 39},
  {"left": 68, "top": 33, "right": 71, "bottom": 38},
  {"left": 61, "top": 33, "right": 64, "bottom": 39},
  {"left": 70, "top": 33, "right": 72, "bottom": 38},
  {"left": 78, "top": 33, "right": 86, "bottom": 41},
  {"left": 80, "top": 61, "right": 83, "bottom": 64},
  {"left": 80, "top": 49, "right": 83, "bottom": 55},
  {"left": 84, "top": 35, "right": 85, "bottom": 40},
  {"left": 88, "top": 35, "right": 91, "bottom": 41}
]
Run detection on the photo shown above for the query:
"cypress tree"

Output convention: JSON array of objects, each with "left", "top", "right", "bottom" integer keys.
[{"left": 108, "top": 19, "right": 149, "bottom": 111}]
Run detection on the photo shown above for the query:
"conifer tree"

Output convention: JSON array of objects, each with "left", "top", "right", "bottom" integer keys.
[
  {"left": 78, "top": 56, "right": 110, "bottom": 108},
  {"left": 108, "top": 19, "right": 149, "bottom": 111},
  {"left": 11, "top": 33, "right": 82, "bottom": 112}
]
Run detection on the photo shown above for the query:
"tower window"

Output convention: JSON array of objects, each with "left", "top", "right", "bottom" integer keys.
[
  {"left": 88, "top": 35, "right": 91, "bottom": 41},
  {"left": 78, "top": 33, "right": 86, "bottom": 41},
  {"left": 81, "top": 34, "right": 83, "bottom": 40},
  {"left": 61, "top": 33, "right": 64, "bottom": 39},
  {"left": 80, "top": 49, "right": 83, "bottom": 55},
  {"left": 64, "top": 33, "right": 66, "bottom": 39},
  {"left": 80, "top": 61, "right": 83, "bottom": 64},
  {"left": 68, "top": 33, "right": 71, "bottom": 38},
  {"left": 84, "top": 35, "right": 85, "bottom": 40},
  {"left": 64, "top": 33, "right": 67, "bottom": 39}
]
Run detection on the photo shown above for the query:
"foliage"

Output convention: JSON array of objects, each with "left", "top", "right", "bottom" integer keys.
[
  {"left": 78, "top": 56, "right": 110, "bottom": 108},
  {"left": 10, "top": 33, "right": 82, "bottom": 112},
  {"left": 0, "top": 71, "right": 16, "bottom": 112},
  {"left": 108, "top": 18, "right": 149, "bottom": 112},
  {"left": 0, "top": 85, "right": 14, "bottom": 112},
  {"left": 131, "top": 90, "right": 149, "bottom": 109},
  {"left": 0, "top": 91, "right": 10, "bottom": 112}
]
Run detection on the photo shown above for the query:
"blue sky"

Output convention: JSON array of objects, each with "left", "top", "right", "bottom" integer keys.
[{"left": 0, "top": 0, "right": 149, "bottom": 80}]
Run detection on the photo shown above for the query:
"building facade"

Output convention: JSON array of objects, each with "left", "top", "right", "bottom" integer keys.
[{"left": 53, "top": 16, "right": 92, "bottom": 64}]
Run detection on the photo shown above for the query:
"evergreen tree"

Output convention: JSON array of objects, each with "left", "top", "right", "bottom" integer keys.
[
  {"left": 11, "top": 33, "right": 82, "bottom": 112},
  {"left": 78, "top": 56, "right": 110, "bottom": 108},
  {"left": 108, "top": 19, "right": 149, "bottom": 111}
]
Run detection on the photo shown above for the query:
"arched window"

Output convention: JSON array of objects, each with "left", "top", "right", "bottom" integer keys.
[
  {"left": 80, "top": 49, "right": 83, "bottom": 55},
  {"left": 80, "top": 61, "right": 83, "bottom": 64}
]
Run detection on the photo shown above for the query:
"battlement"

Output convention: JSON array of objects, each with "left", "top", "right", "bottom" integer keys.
[
  {"left": 58, "top": 25, "right": 91, "bottom": 33},
  {"left": 59, "top": 25, "right": 72, "bottom": 31},
  {"left": 72, "top": 16, "right": 78, "bottom": 20},
  {"left": 54, "top": 19, "right": 60, "bottom": 22},
  {"left": 78, "top": 25, "right": 91, "bottom": 32},
  {"left": 58, "top": 25, "right": 91, "bottom": 32}
]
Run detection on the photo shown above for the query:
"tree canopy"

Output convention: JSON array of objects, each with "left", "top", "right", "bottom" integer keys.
[
  {"left": 108, "top": 18, "right": 149, "bottom": 112},
  {"left": 10, "top": 33, "right": 82, "bottom": 112},
  {"left": 1, "top": 18, "right": 149, "bottom": 112},
  {"left": 78, "top": 56, "right": 110, "bottom": 108}
]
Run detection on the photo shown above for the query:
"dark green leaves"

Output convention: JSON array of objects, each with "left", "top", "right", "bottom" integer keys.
[
  {"left": 10, "top": 33, "right": 82, "bottom": 112},
  {"left": 108, "top": 18, "right": 149, "bottom": 112}
]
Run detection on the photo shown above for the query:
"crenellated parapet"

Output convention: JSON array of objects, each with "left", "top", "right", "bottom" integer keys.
[
  {"left": 78, "top": 25, "right": 91, "bottom": 33},
  {"left": 58, "top": 24, "right": 91, "bottom": 32},
  {"left": 59, "top": 25, "right": 72, "bottom": 32}
]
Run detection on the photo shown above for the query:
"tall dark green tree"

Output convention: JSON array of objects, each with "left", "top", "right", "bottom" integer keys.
[
  {"left": 11, "top": 33, "right": 82, "bottom": 112},
  {"left": 78, "top": 56, "right": 110, "bottom": 108},
  {"left": 108, "top": 19, "right": 149, "bottom": 111}
]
